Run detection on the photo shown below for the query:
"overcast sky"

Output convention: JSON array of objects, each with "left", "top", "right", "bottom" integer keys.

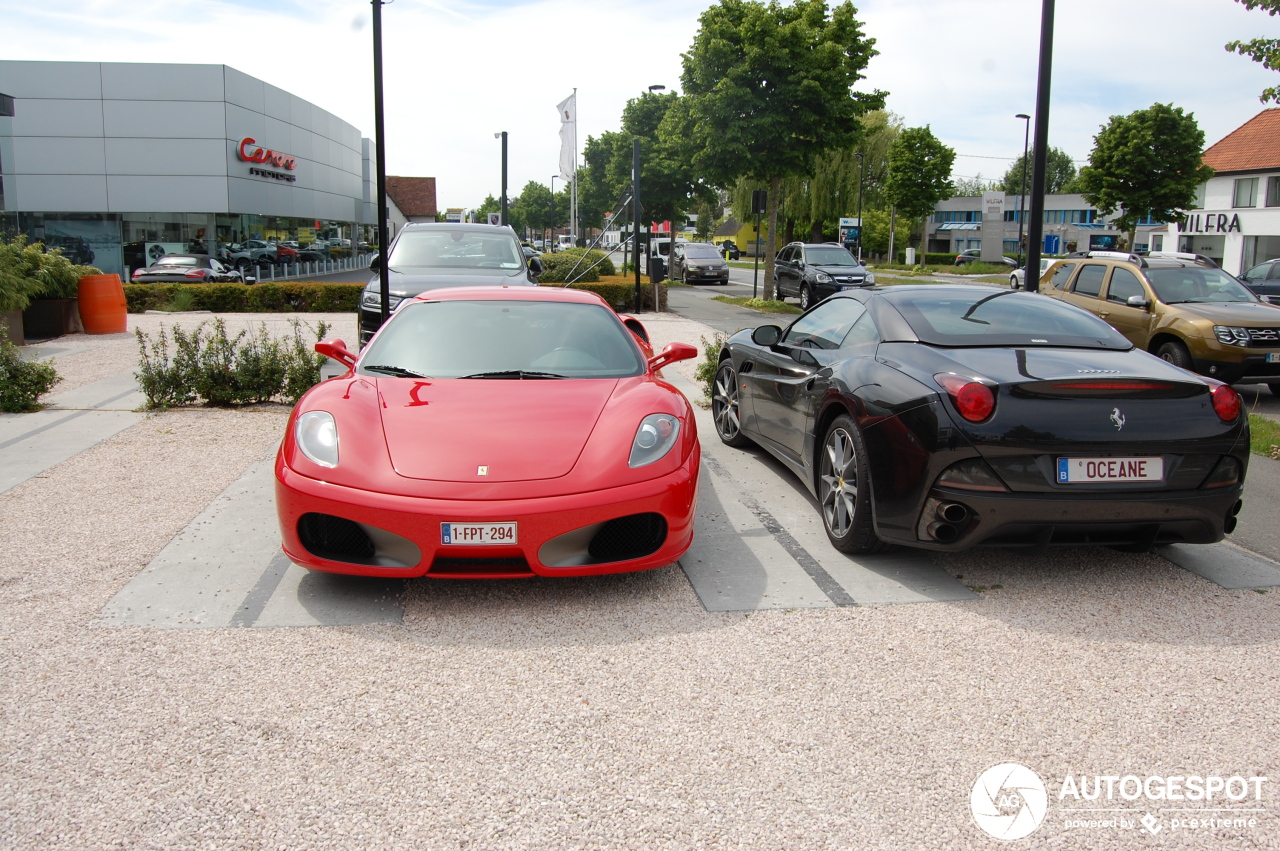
[{"left": 3, "top": 0, "right": 1277, "bottom": 209}]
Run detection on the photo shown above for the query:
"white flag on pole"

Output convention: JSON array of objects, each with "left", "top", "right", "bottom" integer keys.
[{"left": 556, "top": 93, "right": 576, "bottom": 182}]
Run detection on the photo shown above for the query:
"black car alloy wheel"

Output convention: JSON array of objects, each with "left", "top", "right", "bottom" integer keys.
[
  {"left": 712, "top": 361, "right": 752, "bottom": 447},
  {"left": 800, "top": 284, "right": 812, "bottom": 311},
  {"left": 819, "top": 414, "right": 886, "bottom": 553}
]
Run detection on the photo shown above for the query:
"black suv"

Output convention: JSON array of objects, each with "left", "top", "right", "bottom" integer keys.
[
  {"left": 1241, "top": 258, "right": 1280, "bottom": 303},
  {"left": 772, "top": 242, "right": 874, "bottom": 309},
  {"left": 359, "top": 223, "right": 541, "bottom": 346}
]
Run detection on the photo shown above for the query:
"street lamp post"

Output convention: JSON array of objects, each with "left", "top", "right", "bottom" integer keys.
[
  {"left": 494, "top": 132, "right": 508, "bottom": 227},
  {"left": 647, "top": 85, "right": 666, "bottom": 278},
  {"left": 1015, "top": 113, "right": 1031, "bottom": 274},
  {"left": 549, "top": 175, "right": 556, "bottom": 251},
  {"left": 371, "top": 0, "right": 390, "bottom": 328},
  {"left": 855, "top": 151, "right": 865, "bottom": 263}
]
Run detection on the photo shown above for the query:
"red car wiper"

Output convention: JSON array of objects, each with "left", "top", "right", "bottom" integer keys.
[{"left": 460, "top": 370, "right": 565, "bottom": 379}]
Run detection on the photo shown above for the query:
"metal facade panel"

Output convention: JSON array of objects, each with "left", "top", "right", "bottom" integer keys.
[
  {"left": 228, "top": 175, "right": 291, "bottom": 217},
  {"left": 263, "top": 83, "right": 291, "bottom": 122},
  {"left": 223, "top": 67, "right": 265, "bottom": 113},
  {"left": 103, "top": 100, "right": 226, "bottom": 139},
  {"left": 106, "top": 137, "right": 226, "bottom": 176},
  {"left": 12, "top": 174, "right": 109, "bottom": 211},
  {"left": 101, "top": 63, "right": 224, "bottom": 101},
  {"left": 12, "top": 136, "right": 106, "bottom": 175},
  {"left": 0, "top": 61, "right": 102, "bottom": 99},
  {"left": 107, "top": 175, "right": 229, "bottom": 212},
  {"left": 224, "top": 103, "right": 267, "bottom": 148},
  {"left": 8, "top": 99, "right": 104, "bottom": 137}
]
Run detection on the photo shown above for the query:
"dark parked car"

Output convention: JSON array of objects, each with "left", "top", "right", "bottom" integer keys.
[
  {"left": 710, "top": 284, "right": 1247, "bottom": 554},
  {"left": 772, "top": 242, "right": 875, "bottom": 309},
  {"left": 358, "top": 223, "right": 542, "bottom": 346},
  {"left": 718, "top": 240, "right": 741, "bottom": 260},
  {"left": 670, "top": 242, "right": 730, "bottom": 285},
  {"left": 955, "top": 248, "right": 1017, "bottom": 268},
  {"left": 130, "top": 254, "right": 244, "bottom": 284},
  {"left": 1241, "top": 258, "right": 1280, "bottom": 303}
]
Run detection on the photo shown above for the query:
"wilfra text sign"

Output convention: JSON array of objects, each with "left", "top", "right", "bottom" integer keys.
[{"left": 1179, "top": 212, "right": 1241, "bottom": 234}]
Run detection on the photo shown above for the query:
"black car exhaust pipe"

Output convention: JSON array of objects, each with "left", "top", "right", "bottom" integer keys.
[
  {"left": 927, "top": 521, "right": 960, "bottom": 543},
  {"left": 1231, "top": 500, "right": 1243, "bottom": 517},
  {"left": 1225, "top": 515, "right": 1238, "bottom": 534},
  {"left": 938, "top": 502, "right": 970, "bottom": 525}
]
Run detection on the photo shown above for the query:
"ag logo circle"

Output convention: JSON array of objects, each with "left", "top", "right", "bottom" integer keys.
[{"left": 971, "top": 763, "right": 1048, "bottom": 840}]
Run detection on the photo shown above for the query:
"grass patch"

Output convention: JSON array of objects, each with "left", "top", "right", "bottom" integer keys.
[
  {"left": 1248, "top": 413, "right": 1280, "bottom": 458},
  {"left": 712, "top": 295, "right": 801, "bottom": 314}
]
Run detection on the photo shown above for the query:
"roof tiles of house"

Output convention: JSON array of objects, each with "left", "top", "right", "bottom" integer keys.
[
  {"left": 1202, "top": 109, "right": 1280, "bottom": 174},
  {"left": 386, "top": 176, "right": 438, "bottom": 218}
]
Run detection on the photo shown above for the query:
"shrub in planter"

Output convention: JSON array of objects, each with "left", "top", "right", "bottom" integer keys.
[
  {"left": 556, "top": 247, "right": 616, "bottom": 276},
  {"left": 537, "top": 252, "right": 602, "bottom": 284},
  {"left": 0, "top": 322, "right": 61, "bottom": 412},
  {"left": 135, "top": 318, "right": 332, "bottom": 408},
  {"left": 123, "top": 282, "right": 364, "bottom": 313}
]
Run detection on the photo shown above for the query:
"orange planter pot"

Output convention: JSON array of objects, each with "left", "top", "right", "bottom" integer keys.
[{"left": 77, "top": 274, "right": 128, "bottom": 334}]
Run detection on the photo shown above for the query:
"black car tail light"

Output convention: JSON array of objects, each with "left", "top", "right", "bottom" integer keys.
[
  {"left": 936, "top": 458, "right": 1008, "bottom": 492},
  {"left": 935, "top": 373, "right": 995, "bottom": 423},
  {"left": 1203, "top": 456, "right": 1242, "bottom": 489},
  {"left": 1210, "top": 384, "right": 1241, "bottom": 422}
]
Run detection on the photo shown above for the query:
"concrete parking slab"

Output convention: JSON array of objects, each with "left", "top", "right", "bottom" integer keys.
[
  {"left": 97, "top": 458, "right": 405, "bottom": 629},
  {"left": 666, "top": 370, "right": 977, "bottom": 610},
  {"left": 0, "top": 369, "right": 146, "bottom": 495},
  {"left": 1156, "top": 542, "right": 1280, "bottom": 590}
]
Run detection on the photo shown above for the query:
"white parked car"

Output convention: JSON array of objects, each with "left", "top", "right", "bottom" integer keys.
[{"left": 1010, "top": 258, "right": 1053, "bottom": 289}]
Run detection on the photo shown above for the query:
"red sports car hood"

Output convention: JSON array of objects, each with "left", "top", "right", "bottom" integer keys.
[{"left": 377, "top": 378, "right": 617, "bottom": 482}]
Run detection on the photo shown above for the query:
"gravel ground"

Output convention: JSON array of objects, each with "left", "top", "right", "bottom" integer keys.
[{"left": 3, "top": 311, "right": 1280, "bottom": 849}]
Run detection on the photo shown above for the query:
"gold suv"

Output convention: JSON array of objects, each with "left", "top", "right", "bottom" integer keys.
[{"left": 1041, "top": 251, "right": 1280, "bottom": 396}]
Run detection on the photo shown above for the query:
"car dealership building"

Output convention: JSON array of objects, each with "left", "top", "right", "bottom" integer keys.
[{"left": 0, "top": 60, "right": 375, "bottom": 277}]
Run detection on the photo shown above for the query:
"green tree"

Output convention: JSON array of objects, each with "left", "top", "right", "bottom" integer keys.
[
  {"left": 1075, "top": 103, "right": 1214, "bottom": 244},
  {"left": 680, "top": 0, "right": 886, "bottom": 298},
  {"left": 693, "top": 199, "right": 719, "bottom": 241},
  {"left": 997, "top": 146, "right": 1079, "bottom": 195},
  {"left": 883, "top": 126, "right": 955, "bottom": 257},
  {"left": 472, "top": 195, "right": 500, "bottom": 224},
  {"left": 1226, "top": 0, "right": 1280, "bottom": 102},
  {"left": 951, "top": 174, "right": 997, "bottom": 197},
  {"left": 512, "top": 181, "right": 553, "bottom": 233}
]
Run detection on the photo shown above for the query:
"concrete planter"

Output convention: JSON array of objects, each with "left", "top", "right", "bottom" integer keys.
[{"left": 22, "top": 298, "right": 82, "bottom": 341}]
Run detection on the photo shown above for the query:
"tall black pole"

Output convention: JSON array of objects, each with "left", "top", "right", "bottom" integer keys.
[
  {"left": 855, "top": 151, "right": 865, "bottom": 263},
  {"left": 499, "top": 131, "right": 508, "bottom": 227},
  {"left": 372, "top": 0, "right": 390, "bottom": 327},
  {"left": 1026, "top": 0, "right": 1055, "bottom": 293},
  {"left": 549, "top": 175, "right": 555, "bottom": 251},
  {"left": 752, "top": 211, "right": 761, "bottom": 299},
  {"left": 633, "top": 138, "right": 642, "bottom": 312},
  {"left": 1015, "top": 114, "right": 1030, "bottom": 272}
]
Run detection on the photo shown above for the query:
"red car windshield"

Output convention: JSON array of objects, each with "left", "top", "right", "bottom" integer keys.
[{"left": 359, "top": 300, "right": 646, "bottom": 379}]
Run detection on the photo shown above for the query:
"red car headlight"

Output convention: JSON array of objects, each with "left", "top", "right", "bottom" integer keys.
[
  {"left": 629, "top": 414, "right": 680, "bottom": 468},
  {"left": 296, "top": 411, "right": 339, "bottom": 467}
]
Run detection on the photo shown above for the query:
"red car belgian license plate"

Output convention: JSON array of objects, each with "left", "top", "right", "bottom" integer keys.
[{"left": 441, "top": 522, "right": 518, "bottom": 545}]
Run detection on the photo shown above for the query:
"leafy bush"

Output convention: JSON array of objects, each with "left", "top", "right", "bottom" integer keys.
[
  {"left": 558, "top": 247, "right": 616, "bottom": 276},
  {"left": 565, "top": 280, "right": 666, "bottom": 312},
  {"left": 0, "top": 322, "right": 61, "bottom": 412},
  {"left": 123, "top": 282, "right": 363, "bottom": 313},
  {"left": 0, "top": 236, "right": 101, "bottom": 309},
  {"left": 135, "top": 318, "right": 332, "bottom": 409},
  {"left": 536, "top": 252, "right": 601, "bottom": 284},
  {"left": 693, "top": 333, "right": 727, "bottom": 406}
]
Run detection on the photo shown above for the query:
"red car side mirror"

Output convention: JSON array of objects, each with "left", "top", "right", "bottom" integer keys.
[
  {"left": 316, "top": 339, "right": 357, "bottom": 369},
  {"left": 648, "top": 342, "right": 698, "bottom": 373}
]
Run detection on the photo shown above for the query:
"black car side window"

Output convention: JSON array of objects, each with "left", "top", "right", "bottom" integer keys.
[
  {"left": 1049, "top": 262, "right": 1076, "bottom": 290},
  {"left": 839, "top": 310, "right": 880, "bottom": 348},
  {"left": 1072, "top": 264, "right": 1106, "bottom": 298},
  {"left": 783, "top": 299, "right": 867, "bottom": 350}
]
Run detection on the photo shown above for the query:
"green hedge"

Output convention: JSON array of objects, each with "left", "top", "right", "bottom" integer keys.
[
  {"left": 536, "top": 249, "right": 615, "bottom": 284},
  {"left": 566, "top": 281, "right": 667, "bottom": 312},
  {"left": 124, "top": 282, "right": 363, "bottom": 313}
]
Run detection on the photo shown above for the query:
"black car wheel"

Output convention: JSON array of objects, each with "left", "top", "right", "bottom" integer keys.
[
  {"left": 1157, "top": 340, "right": 1192, "bottom": 370},
  {"left": 712, "top": 361, "right": 752, "bottom": 447},
  {"left": 1009, "top": 273, "right": 1020, "bottom": 290},
  {"left": 818, "top": 414, "right": 886, "bottom": 554},
  {"left": 799, "top": 284, "right": 812, "bottom": 311}
]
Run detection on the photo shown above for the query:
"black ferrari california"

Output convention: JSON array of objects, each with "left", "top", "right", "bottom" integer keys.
[{"left": 712, "top": 285, "right": 1248, "bottom": 553}]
